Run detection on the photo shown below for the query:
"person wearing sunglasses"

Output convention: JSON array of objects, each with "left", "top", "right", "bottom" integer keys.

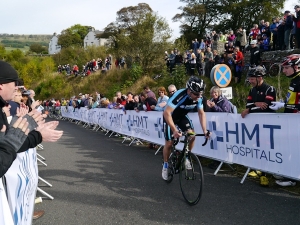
[
  {"left": 161, "top": 76, "right": 210, "bottom": 180},
  {"left": 168, "top": 84, "right": 177, "bottom": 96},
  {"left": 150, "top": 87, "right": 169, "bottom": 111}
]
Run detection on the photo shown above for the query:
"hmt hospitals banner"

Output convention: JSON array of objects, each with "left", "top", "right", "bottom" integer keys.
[{"left": 61, "top": 107, "right": 300, "bottom": 180}]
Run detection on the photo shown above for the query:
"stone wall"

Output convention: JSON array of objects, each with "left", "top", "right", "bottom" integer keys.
[
  {"left": 244, "top": 48, "right": 300, "bottom": 63},
  {"left": 212, "top": 40, "right": 300, "bottom": 63}
]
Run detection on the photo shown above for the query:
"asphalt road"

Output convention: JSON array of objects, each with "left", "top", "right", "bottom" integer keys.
[{"left": 33, "top": 119, "right": 300, "bottom": 225}]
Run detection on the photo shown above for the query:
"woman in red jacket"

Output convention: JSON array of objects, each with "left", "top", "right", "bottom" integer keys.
[{"left": 234, "top": 47, "right": 244, "bottom": 83}]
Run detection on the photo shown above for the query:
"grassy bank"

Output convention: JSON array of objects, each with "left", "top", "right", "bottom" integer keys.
[{"left": 35, "top": 65, "right": 289, "bottom": 113}]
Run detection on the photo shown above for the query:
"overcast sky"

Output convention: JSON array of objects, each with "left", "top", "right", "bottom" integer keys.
[{"left": 0, "top": 0, "right": 296, "bottom": 38}]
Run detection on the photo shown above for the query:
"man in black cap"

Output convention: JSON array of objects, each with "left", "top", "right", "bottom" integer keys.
[
  {"left": 0, "top": 60, "right": 63, "bottom": 220},
  {"left": 293, "top": 5, "right": 300, "bottom": 48},
  {"left": 0, "top": 60, "right": 32, "bottom": 176},
  {"left": 0, "top": 61, "right": 62, "bottom": 152}
]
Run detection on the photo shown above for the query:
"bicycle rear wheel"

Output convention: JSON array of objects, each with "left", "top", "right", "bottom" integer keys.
[
  {"left": 269, "top": 63, "right": 281, "bottom": 77},
  {"left": 179, "top": 152, "right": 204, "bottom": 205}
]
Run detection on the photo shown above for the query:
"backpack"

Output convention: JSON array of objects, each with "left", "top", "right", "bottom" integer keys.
[{"left": 228, "top": 101, "right": 237, "bottom": 114}]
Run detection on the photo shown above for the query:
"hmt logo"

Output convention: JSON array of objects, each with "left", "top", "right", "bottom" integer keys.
[
  {"left": 208, "top": 121, "right": 223, "bottom": 150},
  {"left": 109, "top": 113, "right": 123, "bottom": 128},
  {"left": 207, "top": 120, "right": 283, "bottom": 163},
  {"left": 154, "top": 117, "right": 164, "bottom": 138},
  {"left": 126, "top": 115, "right": 149, "bottom": 135}
]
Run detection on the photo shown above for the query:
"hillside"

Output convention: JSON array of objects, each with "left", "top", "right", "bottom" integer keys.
[{"left": 0, "top": 33, "right": 52, "bottom": 50}]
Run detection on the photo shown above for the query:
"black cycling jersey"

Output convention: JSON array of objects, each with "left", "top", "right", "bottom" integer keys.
[{"left": 246, "top": 81, "right": 276, "bottom": 113}]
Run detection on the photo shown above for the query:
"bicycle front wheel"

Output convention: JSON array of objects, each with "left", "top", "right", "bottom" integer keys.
[{"left": 179, "top": 152, "right": 204, "bottom": 205}]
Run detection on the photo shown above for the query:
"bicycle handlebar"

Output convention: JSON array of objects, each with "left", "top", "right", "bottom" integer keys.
[{"left": 173, "top": 130, "right": 210, "bottom": 146}]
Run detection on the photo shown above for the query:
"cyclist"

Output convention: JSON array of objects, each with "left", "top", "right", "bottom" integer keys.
[
  {"left": 268, "top": 54, "right": 300, "bottom": 187},
  {"left": 241, "top": 66, "right": 276, "bottom": 118},
  {"left": 270, "top": 54, "right": 300, "bottom": 113},
  {"left": 241, "top": 66, "right": 276, "bottom": 186},
  {"left": 162, "top": 76, "right": 209, "bottom": 180}
]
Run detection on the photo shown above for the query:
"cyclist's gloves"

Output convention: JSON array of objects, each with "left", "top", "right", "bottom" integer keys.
[{"left": 269, "top": 102, "right": 285, "bottom": 110}]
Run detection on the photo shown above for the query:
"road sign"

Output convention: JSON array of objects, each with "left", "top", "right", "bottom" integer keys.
[{"left": 210, "top": 64, "right": 232, "bottom": 88}]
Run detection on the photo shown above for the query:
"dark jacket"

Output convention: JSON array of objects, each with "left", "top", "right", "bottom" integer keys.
[
  {"left": 0, "top": 96, "right": 39, "bottom": 177},
  {"left": 246, "top": 82, "right": 276, "bottom": 113},
  {"left": 210, "top": 96, "right": 232, "bottom": 112},
  {"left": 125, "top": 100, "right": 136, "bottom": 110},
  {"left": 250, "top": 46, "right": 261, "bottom": 66},
  {"left": 0, "top": 96, "right": 42, "bottom": 154}
]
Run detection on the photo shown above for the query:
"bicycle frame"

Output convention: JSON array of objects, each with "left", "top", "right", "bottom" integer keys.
[{"left": 165, "top": 131, "right": 209, "bottom": 205}]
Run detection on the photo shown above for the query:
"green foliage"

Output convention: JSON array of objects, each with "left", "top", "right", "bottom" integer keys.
[
  {"left": 160, "top": 64, "right": 188, "bottom": 90},
  {"left": 103, "top": 3, "right": 172, "bottom": 73},
  {"left": 40, "top": 57, "right": 56, "bottom": 77},
  {"left": 213, "top": 0, "right": 285, "bottom": 32},
  {"left": 130, "top": 63, "right": 143, "bottom": 81},
  {"left": 173, "top": 0, "right": 285, "bottom": 42},
  {"left": 6, "top": 49, "right": 24, "bottom": 61},
  {"left": 1, "top": 39, "right": 48, "bottom": 48},
  {"left": 30, "top": 43, "right": 47, "bottom": 54},
  {"left": 52, "top": 45, "right": 106, "bottom": 67},
  {"left": 58, "top": 24, "right": 90, "bottom": 48},
  {"left": 0, "top": 45, "right": 6, "bottom": 60}
]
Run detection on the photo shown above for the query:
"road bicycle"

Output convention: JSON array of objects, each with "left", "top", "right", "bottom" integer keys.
[{"left": 165, "top": 131, "right": 209, "bottom": 205}]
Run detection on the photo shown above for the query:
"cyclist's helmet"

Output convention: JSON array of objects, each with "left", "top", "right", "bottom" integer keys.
[
  {"left": 247, "top": 66, "right": 266, "bottom": 77},
  {"left": 186, "top": 76, "right": 205, "bottom": 93},
  {"left": 281, "top": 54, "right": 300, "bottom": 67}
]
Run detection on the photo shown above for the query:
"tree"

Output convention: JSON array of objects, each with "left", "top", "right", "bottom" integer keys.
[
  {"left": 58, "top": 24, "right": 90, "bottom": 48},
  {"left": 30, "top": 43, "right": 47, "bottom": 54},
  {"left": 101, "top": 3, "right": 172, "bottom": 72},
  {"left": 0, "top": 45, "right": 6, "bottom": 60},
  {"left": 173, "top": 0, "right": 225, "bottom": 42},
  {"left": 173, "top": 0, "right": 285, "bottom": 43},
  {"left": 213, "top": 0, "right": 285, "bottom": 32}
]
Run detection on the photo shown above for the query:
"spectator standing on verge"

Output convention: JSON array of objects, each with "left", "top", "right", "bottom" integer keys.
[
  {"left": 270, "top": 18, "right": 279, "bottom": 50},
  {"left": 284, "top": 10, "right": 294, "bottom": 50},
  {"left": 234, "top": 47, "right": 244, "bottom": 83},
  {"left": 249, "top": 40, "right": 261, "bottom": 66}
]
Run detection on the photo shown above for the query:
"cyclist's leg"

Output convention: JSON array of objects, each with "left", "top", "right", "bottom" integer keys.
[
  {"left": 162, "top": 120, "right": 174, "bottom": 180},
  {"left": 162, "top": 118, "right": 175, "bottom": 161},
  {"left": 163, "top": 140, "right": 173, "bottom": 162},
  {"left": 177, "top": 115, "right": 195, "bottom": 150}
]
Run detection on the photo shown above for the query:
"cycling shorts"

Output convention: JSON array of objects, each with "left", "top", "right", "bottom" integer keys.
[{"left": 163, "top": 115, "right": 194, "bottom": 141}]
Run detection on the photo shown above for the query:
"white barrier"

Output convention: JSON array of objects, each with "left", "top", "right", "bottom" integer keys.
[
  {"left": 61, "top": 106, "right": 300, "bottom": 181},
  {"left": 4, "top": 148, "right": 38, "bottom": 225}
]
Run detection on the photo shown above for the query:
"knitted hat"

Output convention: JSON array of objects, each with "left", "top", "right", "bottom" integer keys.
[{"left": 0, "top": 61, "right": 19, "bottom": 84}]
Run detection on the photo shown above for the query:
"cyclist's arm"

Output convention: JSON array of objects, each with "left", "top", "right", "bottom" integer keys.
[
  {"left": 249, "top": 86, "right": 276, "bottom": 113},
  {"left": 196, "top": 100, "right": 208, "bottom": 134},
  {"left": 197, "top": 108, "right": 207, "bottom": 135},
  {"left": 163, "top": 106, "right": 177, "bottom": 133}
]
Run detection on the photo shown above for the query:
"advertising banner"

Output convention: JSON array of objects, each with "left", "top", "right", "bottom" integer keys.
[{"left": 61, "top": 107, "right": 300, "bottom": 180}]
